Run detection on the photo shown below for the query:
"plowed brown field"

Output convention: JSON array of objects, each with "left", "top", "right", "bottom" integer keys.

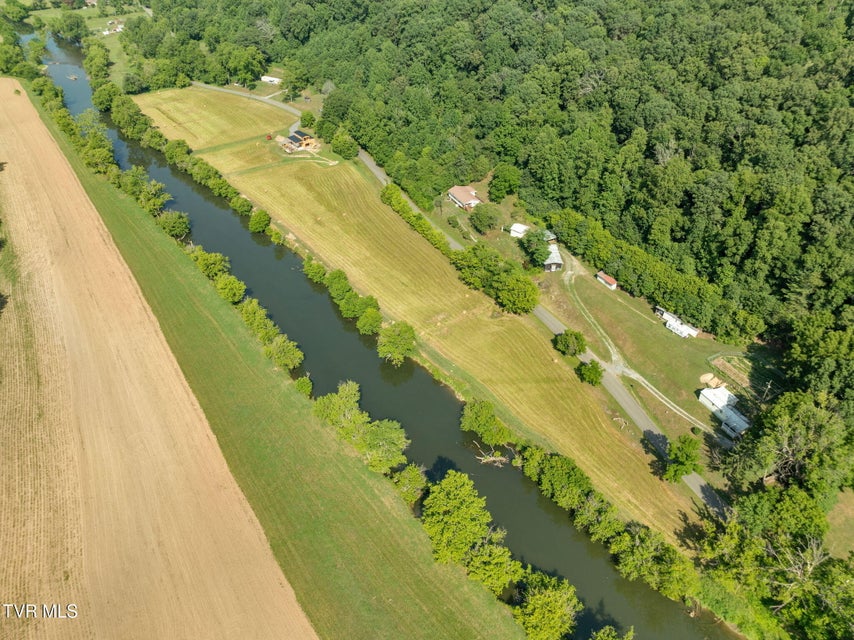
[{"left": 0, "top": 77, "right": 317, "bottom": 639}]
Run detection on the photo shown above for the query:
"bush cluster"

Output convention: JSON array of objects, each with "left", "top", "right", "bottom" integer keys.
[{"left": 313, "top": 381, "right": 409, "bottom": 474}]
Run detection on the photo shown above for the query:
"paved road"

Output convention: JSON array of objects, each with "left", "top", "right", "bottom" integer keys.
[{"left": 190, "top": 81, "right": 727, "bottom": 516}]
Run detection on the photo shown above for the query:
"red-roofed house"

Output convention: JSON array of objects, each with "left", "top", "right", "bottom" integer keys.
[{"left": 596, "top": 271, "right": 617, "bottom": 290}]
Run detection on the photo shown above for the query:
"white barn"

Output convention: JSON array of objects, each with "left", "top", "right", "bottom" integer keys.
[
  {"left": 699, "top": 387, "right": 751, "bottom": 439},
  {"left": 509, "top": 223, "right": 529, "bottom": 238}
]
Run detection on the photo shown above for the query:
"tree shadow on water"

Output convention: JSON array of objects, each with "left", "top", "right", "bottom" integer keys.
[
  {"left": 425, "top": 455, "right": 459, "bottom": 483},
  {"left": 574, "top": 598, "right": 625, "bottom": 639}
]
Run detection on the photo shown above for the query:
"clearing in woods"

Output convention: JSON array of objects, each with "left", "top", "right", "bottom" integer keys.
[
  {"left": 19, "top": 81, "right": 524, "bottom": 639},
  {"left": 0, "top": 77, "right": 318, "bottom": 640},
  {"left": 136, "top": 87, "right": 699, "bottom": 541}
]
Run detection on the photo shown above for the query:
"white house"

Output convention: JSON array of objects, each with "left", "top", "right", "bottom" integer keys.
[
  {"left": 699, "top": 386, "right": 751, "bottom": 439},
  {"left": 596, "top": 271, "right": 617, "bottom": 290},
  {"left": 261, "top": 75, "right": 282, "bottom": 85},
  {"left": 544, "top": 245, "right": 564, "bottom": 272},
  {"left": 509, "top": 223, "right": 529, "bottom": 238},
  {"left": 655, "top": 307, "right": 700, "bottom": 338},
  {"left": 666, "top": 318, "right": 700, "bottom": 338},
  {"left": 448, "top": 185, "right": 482, "bottom": 211}
]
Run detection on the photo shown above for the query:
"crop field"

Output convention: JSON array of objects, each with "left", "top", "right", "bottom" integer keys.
[
  {"left": 0, "top": 78, "right": 317, "bottom": 640},
  {"left": 134, "top": 87, "right": 295, "bottom": 149},
  {"left": 137, "top": 87, "right": 701, "bottom": 540},
  {"left": 29, "top": 82, "right": 524, "bottom": 640}
]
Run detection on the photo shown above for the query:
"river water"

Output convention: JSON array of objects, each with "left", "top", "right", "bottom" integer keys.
[{"left": 35, "top": 34, "right": 738, "bottom": 640}]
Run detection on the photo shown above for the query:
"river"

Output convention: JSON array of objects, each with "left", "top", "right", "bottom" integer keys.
[{"left": 35, "top": 34, "right": 738, "bottom": 640}]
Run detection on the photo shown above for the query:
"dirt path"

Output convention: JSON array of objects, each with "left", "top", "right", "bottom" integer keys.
[{"left": 0, "top": 78, "right": 318, "bottom": 640}]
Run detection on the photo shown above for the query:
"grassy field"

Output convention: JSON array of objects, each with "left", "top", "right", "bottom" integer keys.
[
  {"left": 34, "top": 88, "right": 523, "bottom": 640},
  {"left": 136, "top": 87, "right": 702, "bottom": 542},
  {"left": 827, "top": 489, "right": 854, "bottom": 558},
  {"left": 135, "top": 86, "right": 296, "bottom": 149}
]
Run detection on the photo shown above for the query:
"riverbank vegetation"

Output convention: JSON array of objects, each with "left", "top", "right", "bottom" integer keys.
[{"left": 20, "top": 70, "right": 527, "bottom": 640}]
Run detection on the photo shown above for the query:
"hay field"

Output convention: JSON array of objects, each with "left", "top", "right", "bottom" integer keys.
[
  {"left": 134, "top": 87, "right": 294, "bottom": 149},
  {"left": 0, "top": 78, "right": 317, "bottom": 640},
  {"left": 136, "top": 88, "right": 698, "bottom": 538}
]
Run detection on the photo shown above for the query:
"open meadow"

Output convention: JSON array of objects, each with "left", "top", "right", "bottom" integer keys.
[
  {"left": 21, "top": 80, "right": 524, "bottom": 639},
  {"left": 135, "top": 86, "right": 296, "bottom": 149},
  {"left": 0, "top": 78, "right": 317, "bottom": 640},
  {"left": 136, "top": 87, "right": 702, "bottom": 541}
]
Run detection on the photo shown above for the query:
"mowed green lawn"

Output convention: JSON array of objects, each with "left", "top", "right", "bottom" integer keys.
[
  {"left": 135, "top": 87, "right": 295, "bottom": 149},
  {"left": 135, "top": 87, "right": 701, "bottom": 541},
  {"left": 571, "top": 273, "right": 742, "bottom": 422},
  {"left": 35, "top": 93, "right": 523, "bottom": 640}
]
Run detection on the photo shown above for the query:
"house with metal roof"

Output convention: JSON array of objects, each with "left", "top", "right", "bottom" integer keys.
[
  {"left": 544, "top": 245, "right": 564, "bottom": 272},
  {"left": 699, "top": 386, "right": 751, "bottom": 439},
  {"left": 448, "top": 186, "right": 482, "bottom": 211}
]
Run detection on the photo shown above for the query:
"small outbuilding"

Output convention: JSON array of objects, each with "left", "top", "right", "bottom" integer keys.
[
  {"left": 699, "top": 386, "right": 751, "bottom": 439},
  {"left": 448, "top": 186, "right": 482, "bottom": 211},
  {"left": 544, "top": 230, "right": 557, "bottom": 244},
  {"left": 509, "top": 223, "right": 530, "bottom": 238},
  {"left": 261, "top": 75, "right": 282, "bottom": 85},
  {"left": 544, "top": 245, "right": 564, "bottom": 272},
  {"left": 596, "top": 271, "right": 617, "bottom": 290}
]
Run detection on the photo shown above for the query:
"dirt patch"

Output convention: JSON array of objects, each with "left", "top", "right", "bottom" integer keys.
[{"left": 0, "top": 78, "right": 317, "bottom": 640}]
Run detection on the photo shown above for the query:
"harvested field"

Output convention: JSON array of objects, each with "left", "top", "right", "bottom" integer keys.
[
  {"left": 0, "top": 78, "right": 317, "bottom": 640},
  {"left": 137, "top": 88, "right": 700, "bottom": 539},
  {"left": 134, "top": 87, "right": 294, "bottom": 149}
]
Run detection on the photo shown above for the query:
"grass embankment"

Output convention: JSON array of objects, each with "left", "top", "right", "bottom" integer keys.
[
  {"left": 31, "top": 88, "right": 523, "bottom": 640},
  {"left": 135, "top": 87, "right": 700, "bottom": 541}
]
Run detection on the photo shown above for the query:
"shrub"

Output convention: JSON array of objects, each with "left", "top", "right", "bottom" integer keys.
[
  {"left": 356, "top": 307, "right": 383, "bottom": 335},
  {"left": 553, "top": 330, "right": 586, "bottom": 356},
  {"left": 294, "top": 375, "right": 313, "bottom": 398},
  {"left": 300, "top": 111, "right": 316, "bottom": 129},
  {"left": 460, "top": 400, "right": 513, "bottom": 447},
  {"left": 469, "top": 203, "right": 500, "bottom": 234},
  {"left": 188, "top": 246, "right": 230, "bottom": 280},
  {"left": 377, "top": 322, "right": 416, "bottom": 366},
  {"left": 248, "top": 209, "right": 271, "bottom": 233},
  {"left": 239, "top": 298, "right": 280, "bottom": 345},
  {"left": 303, "top": 258, "right": 327, "bottom": 284},
  {"left": 577, "top": 361, "right": 604, "bottom": 386},
  {"left": 264, "top": 334, "right": 304, "bottom": 370},
  {"left": 392, "top": 464, "right": 427, "bottom": 506},
  {"left": 229, "top": 195, "right": 253, "bottom": 216},
  {"left": 214, "top": 274, "right": 246, "bottom": 304},
  {"left": 156, "top": 210, "right": 190, "bottom": 239}
]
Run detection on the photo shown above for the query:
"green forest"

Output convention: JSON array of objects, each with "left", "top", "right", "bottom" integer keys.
[{"left": 2, "top": 0, "right": 852, "bottom": 637}]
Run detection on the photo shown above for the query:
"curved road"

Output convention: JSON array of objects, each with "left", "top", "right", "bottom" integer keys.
[{"left": 190, "top": 82, "right": 727, "bottom": 516}]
